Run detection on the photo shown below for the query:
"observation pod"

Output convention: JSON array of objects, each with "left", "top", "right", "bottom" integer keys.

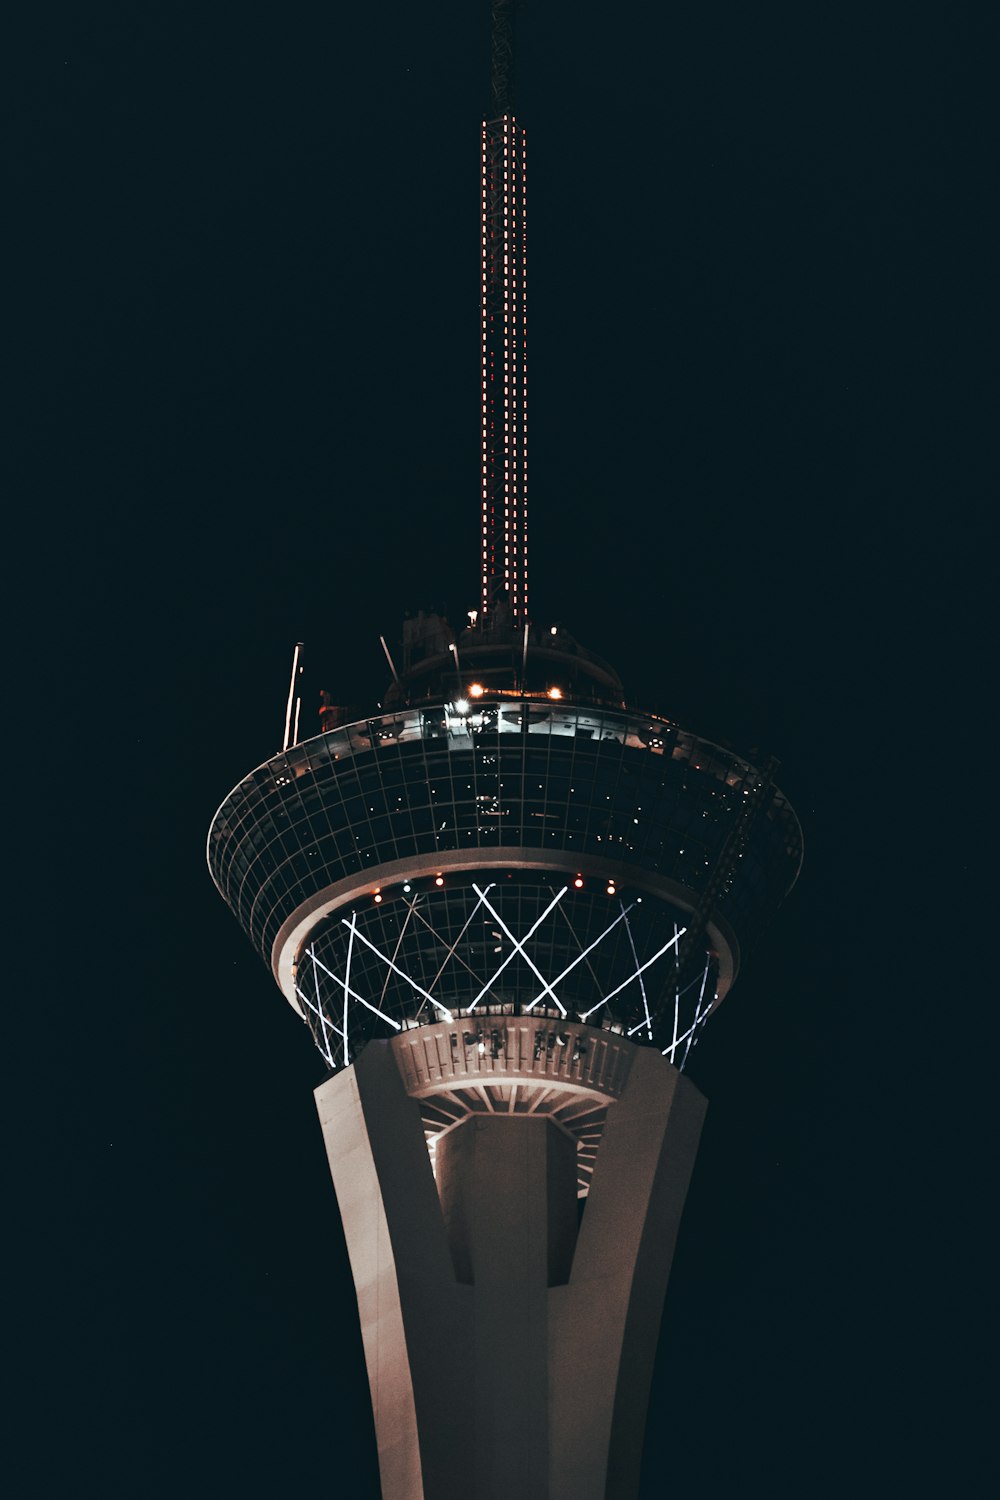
[
  {"left": 208, "top": 679, "right": 801, "bottom": 1499},
  {"left": 208, "top": 692, "right": 801, "bottom": 1076}
]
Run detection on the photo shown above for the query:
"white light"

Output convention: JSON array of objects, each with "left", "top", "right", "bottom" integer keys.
[
  {"left": 622, "top": 905, "right": 653, "bottom": 1041},
  {"left": 471, "top": 884, "right": 568, "bottom": 1013},
  {"left": 306, "top": 942, "right": 401, "bottom": 1031},
  {"left": 595, "top": 928, "right": 688, "bottom": 1014},
  {"left": 340, "top": 921, "right": 452, "bottom": 1020},
  {"left": 455, "top": 699, "right": 470, "bottom": 714}
]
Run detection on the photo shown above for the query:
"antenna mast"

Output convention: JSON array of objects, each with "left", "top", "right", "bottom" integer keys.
[{"left": 481, "top": 0, "right": 528, "bottom": 624}]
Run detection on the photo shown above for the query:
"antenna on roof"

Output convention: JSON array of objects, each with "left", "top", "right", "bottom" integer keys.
[
  {"left": 380, "top": 635, "right": 400, "bottom": 684},
  {"left": 282, "top": 642, "right": 304, "bottom": 752}
]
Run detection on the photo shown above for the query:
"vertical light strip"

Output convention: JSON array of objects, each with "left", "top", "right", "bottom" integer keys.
[
  {"left": 471, "top": 882, "right": 567, "bottom": 1010},
  {"left": 679, "top": 962, "right": 713, "bottom": 1072},
  {"left": 294, "top": 981, "right": 335, "bottom": 1069},
  {"left": 481, "top": 114, "right": 527, "bottom": 623},
  {"left": 670, "top": 923, "right": 680, "bottom": 1059},
  {"left": 621, "top": 904, "right": 653, "bottom": 1040},
  {"left": 282, "top": 641, "right": 302, "bottom": 753}
]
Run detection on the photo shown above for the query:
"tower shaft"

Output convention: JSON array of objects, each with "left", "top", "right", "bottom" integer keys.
[
  {"left": 481, "top": 2, "right": 528, "bottom": 622},
  {"left": 316, "top": 1023, "right": 706, "bottom": 1500}
]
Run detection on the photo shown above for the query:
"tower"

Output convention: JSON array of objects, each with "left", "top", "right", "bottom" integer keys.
[{"left": 207, "top": 5, "right": 802, "bottom": 1496}]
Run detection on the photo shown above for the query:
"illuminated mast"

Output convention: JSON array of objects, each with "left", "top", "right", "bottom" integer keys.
[{"left": 481, "top": 0, "right": 527, "bottom": 623}]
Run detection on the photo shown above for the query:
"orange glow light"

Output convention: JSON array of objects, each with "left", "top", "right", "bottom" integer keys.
[
  {"left": 547, "top": 687, "right": 563, "bottom": 700},
  {"left": 469, "top": 683, "right": 485, "bottom": 698}
]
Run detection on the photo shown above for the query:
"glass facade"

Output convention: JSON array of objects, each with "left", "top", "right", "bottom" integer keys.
[{"left": 208, "top": 701, "right": 802, "bottom": 1028}]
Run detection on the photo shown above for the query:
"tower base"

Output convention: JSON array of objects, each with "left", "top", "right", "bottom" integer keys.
[{"left": 316, "top": 1024, "right": 706, "bottom": 1500}]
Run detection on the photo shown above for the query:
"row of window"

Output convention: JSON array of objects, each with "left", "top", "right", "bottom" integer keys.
[
  {"left": 210, "top": 706, "right": 800, "bottom": 962},
  {"left": 212, "top": 796, "right": 791, "bottom": 974},
  {"left": 213, "top": 723, "right": 768, "bottom": 868}
]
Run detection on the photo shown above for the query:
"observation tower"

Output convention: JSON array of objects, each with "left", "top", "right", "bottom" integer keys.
[{"left": 208, "top": 4, "right": 802, "bottom": 1497}]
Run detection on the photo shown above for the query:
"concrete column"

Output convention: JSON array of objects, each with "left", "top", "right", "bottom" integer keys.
[
  {"left": 316, "top": 1043, "right": 471, "bottom": 1500},
  {"left": 315, "top": 1038, "right": 705, "bottom": 1500},
  {"left": 436, "top": 1115, "right": 578, "bottom": 1497},
  {"left": 548, "top": 1048, "right": 707, "bottom": 1500}
]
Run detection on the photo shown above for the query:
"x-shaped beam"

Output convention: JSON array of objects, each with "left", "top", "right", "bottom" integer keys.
[
  {"left": 580, "top": 924, "right": 687, "bottom": 1022},
  {"left": 470, "top": 883, "right": 568, "bottom": 1014},
  {"left": 342, "top": 915, "right": 454, "bottom": 1020}
]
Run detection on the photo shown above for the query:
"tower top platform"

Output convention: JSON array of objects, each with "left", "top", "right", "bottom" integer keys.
[{"left": 208, "top": 694, "right": 801, "bottom": 1072}]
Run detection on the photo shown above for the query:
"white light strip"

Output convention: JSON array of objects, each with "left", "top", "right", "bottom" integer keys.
[
  {"left": 622, "top": 905, "right": 653, "bottom": 1040},
  {"left": 341, "top": 919, "right": 453, "bottom": 1020},
  {"left": 421, "top": 885, "right": 493, "bottom": 994},
  {"left": 307, "top": 940, "right": 402, "bottom": 1030},
  {"left": 527, "top": 900, "right": 636, "bottom": 1012},
  {"left": 294, "top": 980, "right": 335, "bottom": 1067},
  {"left": 379, "top": 898, "right": 417, "bottom": 1008},
  {"left": 343, "top": 914, "right": 356, "bottom": 1052},
  {"left": 579, "top": 926, "right": 687, "bottom": 1021},
  {"left": 660, "top": 1002, "right": 710, "bottom": 1064},
  {"left": 282, "top": 642, "right": 301, "bottom": 754},
  {"left": 670, "top": 923, "right": 680, "bottom": 1059},
  {"left": 312, "top": 947, "right": 336, "bottom": 1061},
  {"left": 470, "top": 883, "right": 568, "bottom": 1012},
  {"left": 678, "top": 960, "right": 713, "bottom": 1071},
  {"left": 660, "top": 960, "right": 712, "bottom": 1063}
]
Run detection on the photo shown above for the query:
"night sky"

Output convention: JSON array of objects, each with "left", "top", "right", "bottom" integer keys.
[{"left": 13, "top": 2, "right": 989, "bottom": 1495}]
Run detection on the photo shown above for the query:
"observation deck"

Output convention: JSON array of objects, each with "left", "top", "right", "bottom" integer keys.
[{"left": 208, "top": 694, "right": 801, "bottom": 1075}]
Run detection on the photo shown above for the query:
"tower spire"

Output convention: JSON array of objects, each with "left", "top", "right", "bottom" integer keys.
[{"left": 481, "top": 0, "right": 528, "bottom": 623}]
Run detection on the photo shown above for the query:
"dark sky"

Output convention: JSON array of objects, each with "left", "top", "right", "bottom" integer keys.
[{"left": 11, "top": 2, "right": 989, "bottom": 1495}]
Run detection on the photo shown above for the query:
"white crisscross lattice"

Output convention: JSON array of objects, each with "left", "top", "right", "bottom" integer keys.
[{"left": 297, "top": 883, "right": 715, "bottom": 1070}]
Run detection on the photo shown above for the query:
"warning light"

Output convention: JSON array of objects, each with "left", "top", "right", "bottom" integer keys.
[
  {"left": 374, "top": 893, "right": 383, "bottom": 904},
  {"left": 573, "top": 875, "right": 584, "bottom": 889},
  {"left": 469, "top": 682, "right": 485, "bottom": 698},
  {"left": 606, "top": 883, "right": 617, "bottom": 897},
  {"left": 435, "top": 875, "right": 445, "bottom": 887},
  {"left": 547, "top": 686, "right": 563, "bottom": 700}
]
